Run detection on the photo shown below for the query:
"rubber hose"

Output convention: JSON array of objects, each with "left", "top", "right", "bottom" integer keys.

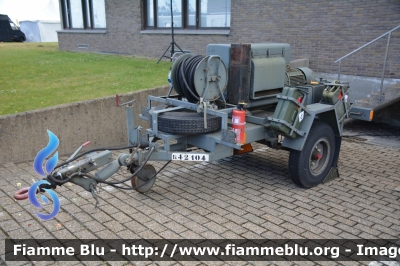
[{"left": 175, "top": 55, "right": 205, "bottom": 103}]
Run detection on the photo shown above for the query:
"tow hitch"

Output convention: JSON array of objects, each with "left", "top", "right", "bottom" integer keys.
[{"left": 14, "top": 142, "right": 169, "bottom": 207}]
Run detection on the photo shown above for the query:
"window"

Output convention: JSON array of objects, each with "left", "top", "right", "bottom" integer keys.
[
  {"left": 143, "top": 0, "right": 231, "bottom": 29},
  {"left": 9, "top": 22, "right": 19, "bottom": 30},
  {"left": 61, "top": 0, "right": 106, "bottom": 29}
]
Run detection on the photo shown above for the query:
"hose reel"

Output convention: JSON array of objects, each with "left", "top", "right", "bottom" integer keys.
[{"left": 171, "top": 54, "right": 228, "bottom": 103}]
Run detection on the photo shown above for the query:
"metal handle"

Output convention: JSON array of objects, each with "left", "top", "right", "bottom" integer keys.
[{"left": 67, "top": 141, "right": 91, "bottom": 161}]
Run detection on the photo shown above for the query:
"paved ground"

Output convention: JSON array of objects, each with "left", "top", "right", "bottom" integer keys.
[
  {"left": 343, "top": 119, "right": 400, "bottom": 148},
  {"left": 0, "top": 119, "right": 399, "bottom": 266}
]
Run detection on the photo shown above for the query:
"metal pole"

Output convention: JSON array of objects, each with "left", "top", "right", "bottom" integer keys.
[
  {"left": 126, "top": 105, "right": 136, "bottom": 146},
  {"left": 337, "top": 60, "right": 342, "bottom": 81},
  {"left": 379, "top": 32, "right": 391, "bottom": 101},
  {"left": 170, "top": 0, "right": 175, "bottom": 58}
]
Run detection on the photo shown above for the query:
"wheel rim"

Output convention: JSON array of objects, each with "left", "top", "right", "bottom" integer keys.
[{"left": 309, "top": 137, "right": 331, "bottom": 176}]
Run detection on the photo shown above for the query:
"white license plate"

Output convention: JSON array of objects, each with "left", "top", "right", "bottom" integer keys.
[{"left": 171, "top": 153, "right": 209, "bottom": 161}]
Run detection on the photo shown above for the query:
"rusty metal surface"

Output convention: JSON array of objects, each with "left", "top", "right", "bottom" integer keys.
[
  {"left": 228, "top": 44, "right": 251, "bottom": 105},
  {"left": 130, "top": 164, "right": 157, "bottom": 193}
]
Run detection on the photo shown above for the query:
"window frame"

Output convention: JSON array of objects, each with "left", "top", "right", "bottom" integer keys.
[
  {"left": 142, "top": 0, "right": 230, "bottom": 30},
  {"left": 143, "top": 0, "right": 155, "bottom": 29},
  {"left": 61, "top": 0, "right": 106, "bottom": 30},
  {"left": 183, "top": 0, "right": 198, "bottom": 29}
]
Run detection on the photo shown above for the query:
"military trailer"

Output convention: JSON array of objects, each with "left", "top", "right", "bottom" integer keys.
[{"left": 15, "top": 43, "right": 351, "bottom": 204}]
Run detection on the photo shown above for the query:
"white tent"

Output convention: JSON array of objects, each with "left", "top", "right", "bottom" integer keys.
[
  {"left": 20, "top": 20, "right": 61, "bottom": 42},
  {"left": 0, "top": 0, "right": 60, "bottom": 22}
]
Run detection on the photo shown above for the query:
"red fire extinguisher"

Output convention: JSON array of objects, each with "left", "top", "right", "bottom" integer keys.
[{"left": 232, "top": 103, "right": 246, "bottom": 144}]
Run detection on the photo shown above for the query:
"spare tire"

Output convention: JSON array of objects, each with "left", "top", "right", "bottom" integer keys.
[{"left": 158, "top": 111, "right": 221, "bottom": 134}]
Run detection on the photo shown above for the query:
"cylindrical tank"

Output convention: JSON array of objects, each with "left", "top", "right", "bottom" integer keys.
[{"left": 232, "top": 108, "right": 246, "bottom": 144}]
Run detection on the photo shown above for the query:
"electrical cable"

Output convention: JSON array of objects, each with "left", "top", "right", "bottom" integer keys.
[
  {"left": 47, "top": 173, "right": 75, "bottom": 185},
  {"left": 48, "top": 147, "right": 155, "bottom": 187},
  {"left": 53, "top": 144, "right": 138, "bottom": 170},
  {"left": 79, "top": 160, "right": 171, "bottom": 191}
]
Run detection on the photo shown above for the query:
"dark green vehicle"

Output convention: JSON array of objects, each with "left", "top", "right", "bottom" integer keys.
[{"left": 0, "top": 14, "right": 26, "bottom": 42}]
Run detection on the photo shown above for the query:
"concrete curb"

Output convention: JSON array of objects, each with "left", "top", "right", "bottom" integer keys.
[{"left": 0, "top": 86, "right": 169, "bottom": 164}]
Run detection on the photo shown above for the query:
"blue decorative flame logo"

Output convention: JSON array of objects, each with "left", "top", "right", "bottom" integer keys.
[
  {"left": 28, "top": 130, "right": 60, "bottom": 220},
  {"left": 33, "top": 130, "right": 59, "bottom": 176},
  {"left": 28, "top": 180, "right": 60, "bottom": 220}
]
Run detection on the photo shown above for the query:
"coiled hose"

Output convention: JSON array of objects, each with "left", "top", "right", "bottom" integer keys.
[{"left": 175, "top": 55, "right": 205, "bottom": 103}]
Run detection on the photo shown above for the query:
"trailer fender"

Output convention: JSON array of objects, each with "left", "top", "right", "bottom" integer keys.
[
  {"left": 318, "top": 109, "right": 343, "bottom": 136},
  {"left": 281, "top": 112, "right": 315, "bottom": 151}
]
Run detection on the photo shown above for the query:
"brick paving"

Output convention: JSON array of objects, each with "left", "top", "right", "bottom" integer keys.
[
  {"left": 343, "top": 119, "right": 400, "bottom": 148},
  {"left": 0, "top": 120, "right": 399, "bottom": 266}
]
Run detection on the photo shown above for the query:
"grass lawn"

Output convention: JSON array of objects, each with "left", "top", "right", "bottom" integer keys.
[{"left": 0, "top": 42, "right": 170, "bottom": 116}]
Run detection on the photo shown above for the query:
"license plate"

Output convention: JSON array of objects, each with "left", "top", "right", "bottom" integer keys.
[{"left": 171, "top": 153, "right": 209, "bottom": 161}]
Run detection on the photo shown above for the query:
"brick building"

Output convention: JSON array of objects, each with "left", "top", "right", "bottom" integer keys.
[{"left": 57, "top": 0, "right": 400, "bottom": 79}]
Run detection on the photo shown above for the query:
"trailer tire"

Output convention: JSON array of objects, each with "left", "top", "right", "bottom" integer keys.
[
  {"left": 158, "top": 111, "right": 221, "bottom": 134},
  {"left": 289, "top": 121, "right": 335, "bottom": 188}
]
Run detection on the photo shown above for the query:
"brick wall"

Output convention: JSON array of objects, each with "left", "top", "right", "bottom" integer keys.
[{"left": 58, "top": 0, "right": 400, "bottom": 79}]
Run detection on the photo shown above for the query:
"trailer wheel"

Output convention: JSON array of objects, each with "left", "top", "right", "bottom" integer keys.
[
  {"left": 158, "top": 111, "right": 221, "bottom": 134},
  {"left": 130, "top": 164, "right": 157, "bottom": 193},
  {"left": 289, "top": 122, "right": 335, "bottom": 188}
]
